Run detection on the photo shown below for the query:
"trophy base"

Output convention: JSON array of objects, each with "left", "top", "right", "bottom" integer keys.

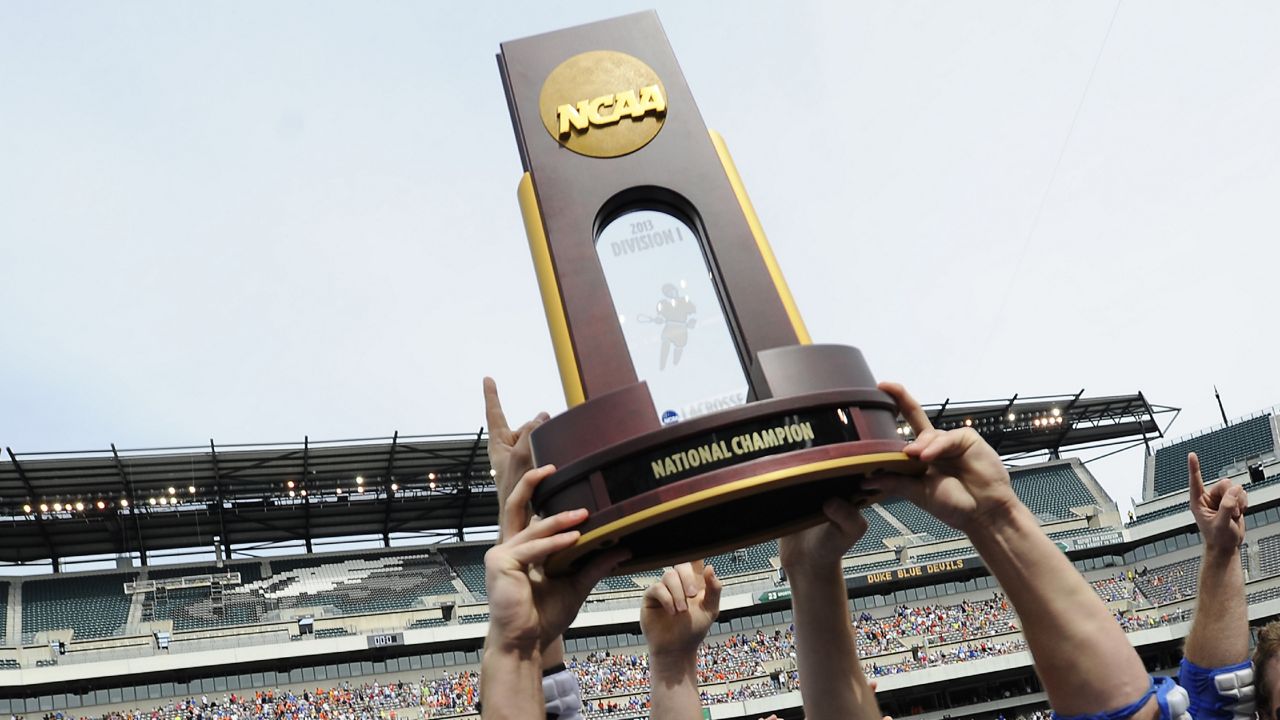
[{"left": 544, "top": 444, "right": 920, "bottom": 576}]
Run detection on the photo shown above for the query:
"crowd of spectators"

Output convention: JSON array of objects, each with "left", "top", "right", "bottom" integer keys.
[{"left": 16, "top": 589, "right": 1195, "bottom": 720}]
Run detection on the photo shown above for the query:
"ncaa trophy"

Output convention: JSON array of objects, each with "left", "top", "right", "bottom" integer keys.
[{"left": 497, "top": 11, "right": 921, "bottom": 575}]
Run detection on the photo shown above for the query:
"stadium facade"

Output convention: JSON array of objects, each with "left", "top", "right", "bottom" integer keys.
[{"left": 2, "top": 401, "right": 1279, "bottom": 720}]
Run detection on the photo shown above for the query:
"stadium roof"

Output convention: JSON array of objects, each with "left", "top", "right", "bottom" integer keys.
[
  {"left": 913, "top": 391, "right": 1176, "bottom": 458},
  {"left": 1, "top": 390, "right": 1174, "bottom": 569},
  {"left": 0, "top": 432, "right": 497, "bottom": 569}
]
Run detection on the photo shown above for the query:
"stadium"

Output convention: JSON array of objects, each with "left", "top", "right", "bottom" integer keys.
[{"left": 3, "top": 394, "right": 1279, "bottom": 720}]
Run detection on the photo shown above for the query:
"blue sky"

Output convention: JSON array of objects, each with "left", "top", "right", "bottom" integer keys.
[{"left": 2, "top": 1, "right": 1279, "bottom": 513}]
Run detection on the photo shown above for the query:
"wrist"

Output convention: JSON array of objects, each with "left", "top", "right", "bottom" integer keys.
[
  {"left": 1201, "top": 541, "right": 1241, "bottom": 563},
  {"left": 959, "top": 492, "right": 1027, "bottom": 538},
  {"left": 486, "top": 627, "right": 542, "bottom": 659},
  {"left": 781, "top": 555, "right": 843, "bottom": 584},
  {"left": 649, "top": 648, "right": 699, "bottom": 682}
]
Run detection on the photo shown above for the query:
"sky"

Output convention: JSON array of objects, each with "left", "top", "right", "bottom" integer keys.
[{"left": 2, "top": 0, "right": 1279, "bottom": 517}]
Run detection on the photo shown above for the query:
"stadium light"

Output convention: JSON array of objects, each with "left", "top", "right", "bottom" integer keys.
[
  {"left": 429, "top": 481, "right": 436, "bottom": 490},
  {"left": 159, "top": 497, "right": 168, "bottom": 506},
  {"left": 148, "top": 497, "right": 156, "bottom": 506},
  {"left": 120, "top": 498, "right": 129, "bottom": 508},
  {"left": 288, "top": 490, "right": 296, "bottom": 498},
  {"left": 287, "top": 480, "right": 295, "bottom": 489},
  {"left": 356, "top": 475, "right": 364, "bottom": 485},
  {"left": 96, "top": 500, "right": 106, "bottom": 510},
  {"left": 1007, "top": 413, "right": 1016, "bottom": 422},
  {"left": 53, "top": 502, "right": 63, "bottom": 512},
  {"left": 390, "top": 483, "right": 398, "bottom": 492},
  {"left": 188, "top": 485, "right": 196, "bottom": 494},
  {"left": 336, "top": 487, "right": 343, "bottom": 495},
  {"left": 428, "top": 472, "right": 436, "bottom": 481},
  {"left": 1051, "top": 407, "right": 1061, "bottom": 417},
  {"left": 489, "top": 469, "right": 497, "bottom": 478},
  {"left": 300, "top": 489, "right": 307, "bottom": 497},
  {"left": 168, "top": 486, "right": 176, "bottom": 495},
  {"left": 964, "top": 418, "right": 973, "bottom": 427},
  {"left": 39, "top": 503, "right": 48, "bottom": 513},
  {"left": 23, "top": 504, "right": 31, "bottom": 514},
  {"left": 74, "top": 501, "right": 84, "bottom": 511}
]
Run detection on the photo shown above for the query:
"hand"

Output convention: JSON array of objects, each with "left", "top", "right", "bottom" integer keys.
[
  {"left": 779, "top": 497, "right": 869, "bottom": 578},
  {"left": 1188, "top": 452, "right": 1247, "bottom": 555},
  {"left": 863, "top": 382, "right": 1020, "bottom": 534},
  {"left": 484, "top": 377, "right": 549, "bottom": 537},
  {"left": 641, "top": 561, "right": 722, "bottom": 660},
  {"left": 485, "top": 464, "right": 629, "bottom": 653}
]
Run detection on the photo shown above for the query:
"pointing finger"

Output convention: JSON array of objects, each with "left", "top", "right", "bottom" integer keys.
[
  {"left": 483, "top": 377, "right": 511, "bottom": 440},
  {"left": 1188, "top": 453, "right": 1205, "bottom": 508}
]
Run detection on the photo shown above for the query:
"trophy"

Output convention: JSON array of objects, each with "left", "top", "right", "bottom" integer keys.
[{"left": 497, "top": 11, "right": 920, "bottom": 575}]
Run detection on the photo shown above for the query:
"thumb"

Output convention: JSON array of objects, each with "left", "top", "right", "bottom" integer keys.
[{"left": 702, "top": 565, "right": 723, "bottom": 613}]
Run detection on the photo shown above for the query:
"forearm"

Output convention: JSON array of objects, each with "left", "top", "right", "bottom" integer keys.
[
  {"left": 1184, "top": 545, "right": 1247, "bottom": 666},
  {"left": 968, "top": 502, "right": 1153, "bottom": 717},
  {"left": 786, "top": 563, "right": 880, "bottom": 720},
  {"left": 480, "top": 642, "right": 545, "bottom": 720},
  {"left": 649, "top": 652, "right": 703, "bottom": 720}
]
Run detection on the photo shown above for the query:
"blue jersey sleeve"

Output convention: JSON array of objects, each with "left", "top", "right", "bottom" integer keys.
[{"left": 1178, "top": 658, "right": 1255, "bottom": 720}]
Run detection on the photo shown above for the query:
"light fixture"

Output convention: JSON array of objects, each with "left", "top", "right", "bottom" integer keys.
[
  {"left": 300, "top": 489, "right": 307, "bottom": 497},
  {"left": 168, "top": 487, "right": 176, "bottom": 495},
  {"left": 336, "top": 487, "right": 343, "bottom": 495},
  {"left": 356, "top": 476, "right": 364, "bottom": 485},
  {"left": 287, "top": 480, "right": 295, "bottom": 489},
  {"left": 188, "top": 486, "right": 196, "bottom": 494},
  {"left": 148, "top": 498, "right": 157, "bottom": 506},
  {"left": 53, "top": 502, "right": 63, "bottom": 512},
  {"left": 429, "top": 481, "right": 436, "bottom": 490},
  {"left": 288, "top": 490, "right": 295, "bottom": 498},
  {"left": 1007, "top": 413, "right": 1016, "bottom": 422},
  {"left": 96, "top": 500, "right": 106, "bottom": 510},
  {"left": 1051, "top": 407, "right": 1061, "bottom": 417},
  {"left": 390, "top": 483, "right": 398, "bottom": 492},
  {"left": 489, "top": 468, "right": 497, "bottom": 478},
  {"left": 120, "top": 498, "right": 129, "bottom": 508},
  {"left": 23, "top": 504, "right": 31, "bottom": 514},
  {"left": 39, "top": 503, "right": 48, "bottom": 513},
  {"left": 74, "top": 501, "right": 84, "bottom": 511},
  {"left": 159, "top": 497, "right": 168, "bottom": 506},
  {"left": 964, "top": 418, "right": 973, "bottom": 427},
  {"left": 428, "top": 472, "right": 436, "bottom": 481}
]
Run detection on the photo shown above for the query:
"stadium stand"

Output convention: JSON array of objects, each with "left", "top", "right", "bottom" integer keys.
[
  {"left": 1131, "top": 501, "right": 1191, "bottom": 525},
  {"left": 0, "top": 580, "right": 7, "bottom": 644},
  {"left": 1009, "top": 463, "right": 1097, "bottom": 521},
  {"left": 1151, "top": 414, "right": 1274, "bottom": 497},
  {"left": 441, "top": 546, "right": 489, "bottom": 598},
  {"left": 21, "top": 572, "right": 135, "bottom": 642},
  {"left": 880, "top": 497, "right": 964, "bottom": 541},
  {"left": 706, "top": 540, "right": 777, "bottom": 576},
  {"left": 851, "top": 508, "right": 902, "bottom": 554},
  {"left": 1131, "top": 557, "right": 1198, "bottom": 604},
  {"left": 1259, "top": 534, "right": 1280, "bottom": 577}
]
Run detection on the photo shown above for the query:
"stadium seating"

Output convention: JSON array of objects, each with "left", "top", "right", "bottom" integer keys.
[
  {"left": 1131, "top": 501, "right": 1191, "bottom": 525},
  {"left": 1152, "top": 415, "right": 1274, "bottom": 497},
  {"left": 913, "top": 546, "right": 978, "bottom": 564},
  {"left": 313, "top": 627, "right": 349, "bottom": 639},
  {"left": 459, "top": 613, "right": 489, "bottom": 624},
  {"left": 441, "top": 546, "right": 489, "bottom": 598},
  {"left": 408, "top": 617, "right": 448, "bottom": 630},
  {"left": 880, "top": 497, "right": 964, "bottom": 541},
  {"left": 0, "top": 658, "right": 17, "bottom": 670},
  {"left": 21, "top": 573, "right": 135, "bottom": 643},
  {"left": 1131, "top": 557, "right": 1199, "bottom": 604},
  {"left": 0, "top": 580, "right": 7, "bottom": 644},
  {"left": 1259, "top": 535, "right": 1280, "bottom": 577},
  {"left": 1010, "top": 463, "right": 1097, "bottom": 521},
  {"left": 705, "top": 540, "right": 777, "bottom": 576},
  {"left": 850, "top": 508, "right": 902, "bottom": 554}
]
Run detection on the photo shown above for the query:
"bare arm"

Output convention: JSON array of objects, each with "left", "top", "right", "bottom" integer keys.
[
  {"left": 643, "top": 562, "right": 722, "bottom": 720},
  {"left": 780, "top": 499, "right": 882, "bottom": 720},
  {"left": 870, "top": 383, "right": 1155, "bottom": 720},
  {"left": 1184, "top": 452, "right": 1249, "bottom": 666}
]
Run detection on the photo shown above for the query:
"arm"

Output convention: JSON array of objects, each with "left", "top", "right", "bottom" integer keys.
[
  {"left": 1181, "top": 452, "right": 1253, "bottom": 720},
  {"left": 779, "top": 499, "right": 882, "bottom": 720},
  {"left": 869, "top": 383, "right": 1157, "bottom": 720},
  {"left": 1183, "top": 451, "right": 1248, "bottom": 666},
  {"left": 484, "top": 377, "right": 565, "bottom": 667},
  {"left": 480, "top": 465, "right": 629, "bottom": 719},
  {"left": 641, "top": 562, "right": 723, "bottom": 720}
]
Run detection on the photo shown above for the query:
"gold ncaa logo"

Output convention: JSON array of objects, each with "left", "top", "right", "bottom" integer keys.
[{"left": 539, "top": 50, "right": 667, "bottom": 158}]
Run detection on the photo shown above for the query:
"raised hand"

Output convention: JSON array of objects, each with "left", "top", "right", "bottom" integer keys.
[
  {"left": 779, "top": 497, "right": 869, "bottom": 579},
  {"left": 641, "top": 561, "right": 723, "bottom": 660},
  {"left": 484, "top": 464, "right": 629, "bottom": 653},
  {"left": 863, "top": 382, "right": 1020, "bottom": 533},
  {"left": 1187, "top": 452, "right": 1247, "bottom": 556},
  {"left": 483, "top": 377, "right": 549, "bottom": 537}
]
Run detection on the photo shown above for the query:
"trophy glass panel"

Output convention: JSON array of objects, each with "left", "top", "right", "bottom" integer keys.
[{"left": 596, "top": 208, "right": 749, "bottom": 424}]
